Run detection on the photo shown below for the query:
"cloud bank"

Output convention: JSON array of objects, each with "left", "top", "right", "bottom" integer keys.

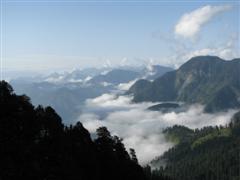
[
  {"left": 77, "top": 94, "right": 237, "bottom": 165},
  {"left": 175, "top": 5, "right": 232, "bottom": 39}
]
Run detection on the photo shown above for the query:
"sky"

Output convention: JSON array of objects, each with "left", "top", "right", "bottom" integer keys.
[{"left": 1, "top": 0, "right": 240, "bottom": 77}]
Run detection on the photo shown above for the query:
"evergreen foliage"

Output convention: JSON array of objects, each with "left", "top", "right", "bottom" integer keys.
[
  {"left": 150, "top": 117, "right": 240, "bottom": 180},
  {"left": 0, "top": 81, "right": 147, "bottom": 180},
  {"left": 1, "top": 80, "right": 239, "bottom": 180}
]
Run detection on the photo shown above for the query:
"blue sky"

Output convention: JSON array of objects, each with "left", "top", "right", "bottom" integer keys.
[{"left": 1, "top": 0, "right": 239, "bottom": 75}]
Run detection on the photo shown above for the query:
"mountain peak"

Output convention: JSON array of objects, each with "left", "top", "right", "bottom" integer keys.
[
  {"left": 129, "top": 56, "right": 240, "bottom": 112},
  {"left": 189, "top": 55, "right": 224, "bottom": 62},
  {"left": 179, "top": 56, "right": 224, "bottom": 70}
]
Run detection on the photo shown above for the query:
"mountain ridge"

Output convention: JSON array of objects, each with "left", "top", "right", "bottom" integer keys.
[
  {"left": 149, "top": 112, "right": 240, "bottom": 180},
  {"left": 128, "top": 56, "right": 240, "bottom": 112}
]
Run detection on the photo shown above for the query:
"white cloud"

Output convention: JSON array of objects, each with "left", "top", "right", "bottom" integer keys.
[
  {"left": 179, "top": 34, "right": 239, "bottom": 63},
  {"left": 78, "top": 94, "right": 237, "bottom": 165},
  {"left": 175, "top": 5, "right": 232, "bottom": 39},
  {"left": 120, "top": 57, "right": 128, "bottom": 66},
  {"left": 101, "top": 70, "right": 110, "bottom": 75},
  {"left": 164, "top": 33, "right": 240, "bottom": 68},
  {"left": 86, "top": 93, "right": 133, "bottom": 108},
  {"left": 101, "top": 82, "right": 112, "bottom": 87},
  {"left": 182, "top": 45, "right": 237, "bottom": 61},
  {"left": 103, "top": 59, "right": 113, "bottom": 68},
  {"left": 117, "top": 79, "right": 139, "bottom": 91},
  {"left": 84, "top": 76, "right": 93, "bottom": 82}
]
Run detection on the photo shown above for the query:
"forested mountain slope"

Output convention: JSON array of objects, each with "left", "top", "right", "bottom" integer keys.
[
  {"left": 2, "top": 80, "right": 239, "bottom": 180},
  {"left": 0, "top": 81, "right": 147, "bottom": 180},
  {"left": 149, "top": 114, "right": 240, "bottom": 180},
  {"left": 128, "top": 56, "right": 240, "bottom": 112}
]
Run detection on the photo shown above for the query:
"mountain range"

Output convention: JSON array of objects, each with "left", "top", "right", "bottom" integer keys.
[
  {"left": 128, "top": 56, "right": 240, "bottom": 112},
  {"left": 11, "top": 65, "right": 173, "bottom": 122}
]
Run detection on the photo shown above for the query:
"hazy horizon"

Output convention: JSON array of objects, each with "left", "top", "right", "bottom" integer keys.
[{"left": 1, "top": 1, "right": 239, "bottom": 79}]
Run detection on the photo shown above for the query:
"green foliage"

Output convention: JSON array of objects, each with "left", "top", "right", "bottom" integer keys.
[
  {"left": 151, "top": 114, "right": 240, "bottom": 180},
  {"left": 191, "top": 128, "right": 231, "bottom": 149},
  {"left": 163, "top": 125, "right": 194, "bottom": 144}
]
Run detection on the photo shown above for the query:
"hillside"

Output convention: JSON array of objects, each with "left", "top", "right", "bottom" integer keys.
[
  {"left": 149, "top": 114, "right": 240, "bottom": 180},
  {"left": 89, "top": 69, "right": 140, "bottom": 85},
  {"left": 128, "top": 56, "right": 240, "bottom": 112},
  {"left": 2, "top": 80, "right": 239, "bottom": 180},
  {"left": 147, "top": 103, "right": 180, "bottom": 113},
  {"left": 0, "top": 81, "right": 147, "bottom": 180}
]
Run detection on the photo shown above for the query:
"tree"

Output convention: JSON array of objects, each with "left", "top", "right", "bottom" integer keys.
[
  {"left": 113, "top": 135, "right": 130, "bottom": 160},
  {"left": 0, "top": 80, "right": 13, "bottom": 97},
  {"left": 0, "top": 81, "right": 148, "bottom": 180},
  {"left": 130, "top": 148, "right": 139, "bottom": 164},
  {"left": 96, "top": 126, "right": 111, "bottom": 139}
]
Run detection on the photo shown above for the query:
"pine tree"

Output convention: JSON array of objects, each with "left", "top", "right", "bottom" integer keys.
[{"left": 130, "top": 148, "right": 139, "bottom": 164}]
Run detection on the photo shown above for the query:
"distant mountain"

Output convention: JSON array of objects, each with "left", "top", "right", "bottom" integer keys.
[
  {"left": 44, "top": 68, "right": 109, "bottom": 84},
  {"left": 128, "top": 56, "right": 240, "bottom": 112},
  {"left": 143, "top": 65, "right": 173, "bottom": 80},
  {"left": 147, "top": 103, "right": 180, "bottom": 113},
  {"left": 43, "top": 65, "right": 173, "bottom": 85},
  {"left": 89, "top": 69, "right": 140, "bottom": 85},
  {"left": 10, "top": 64, "right": 173, "bottom": 123},
  {"left": 11, "top": 81, "right": 112, "bottom": 122},
  {"left": 47, "top": 66, "right": 172, "bottom": 85}
]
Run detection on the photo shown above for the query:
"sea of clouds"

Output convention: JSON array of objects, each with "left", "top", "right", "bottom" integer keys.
[{"left": 76, "top": 93, "right": 237, "bottom": 165}]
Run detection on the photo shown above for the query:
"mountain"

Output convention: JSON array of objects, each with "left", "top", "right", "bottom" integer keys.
[
  {"left": 89, "top": 69, "right": 140, "bottom": 85},
  {"left": 10, "top": 65, "right": 173, "bottom": 123},
  {"left": 128, "top": 56, "right": 240, "bottom": 112},
  {"left": 11, "top": 81, "right": 112, "bottom": 122},
  {"left": 147, "top": 103, "right": 180, "bottom": 113},
  {"left": 43, "top": 65, "right": 173, "bottom": 85},
  {"left": 149, "top": 111, "right": 240, "bottom": 180},
  {"left": 44, "top": 68, "right": 108, "bottom": 84},
  {"left": 10, "top": 68, "right": 142, "bottom": 123},
  {"left": 0, "top": 81, "right": 147, "bottom": 180},
  {"left": 231, "top": 110, "right": 240, "bottom": 127},
  {"left": 143, "top": 65, "right": 174, "bottom": 80}
]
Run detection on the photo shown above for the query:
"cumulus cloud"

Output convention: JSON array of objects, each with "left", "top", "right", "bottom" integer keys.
[
  {"left": 173, "top": 34, "right": 240, "bottom": 66},
  {"left": 78, "top": 94, "right": 237, "bottom": 165},
  {"left": 175, "top": 5, "right": 232, "bottom": 39},
  {"left": 182, "top": 44, "right": 238, "bottom": 61},
  {"left": 159, "top": 33, "right": 240, "bottom": 68}
]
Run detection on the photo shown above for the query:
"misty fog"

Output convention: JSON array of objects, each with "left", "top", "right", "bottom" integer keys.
[{"left": 76, "top": 93, "right": 237, "bottom": 165}]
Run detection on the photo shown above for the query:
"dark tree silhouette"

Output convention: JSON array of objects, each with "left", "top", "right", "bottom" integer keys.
[
  {"left": 130, "top": 148, "right": 138, "bottom": 164},
  {"left": 0, "top": 81, "right": 147, "bottom": 180}
]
